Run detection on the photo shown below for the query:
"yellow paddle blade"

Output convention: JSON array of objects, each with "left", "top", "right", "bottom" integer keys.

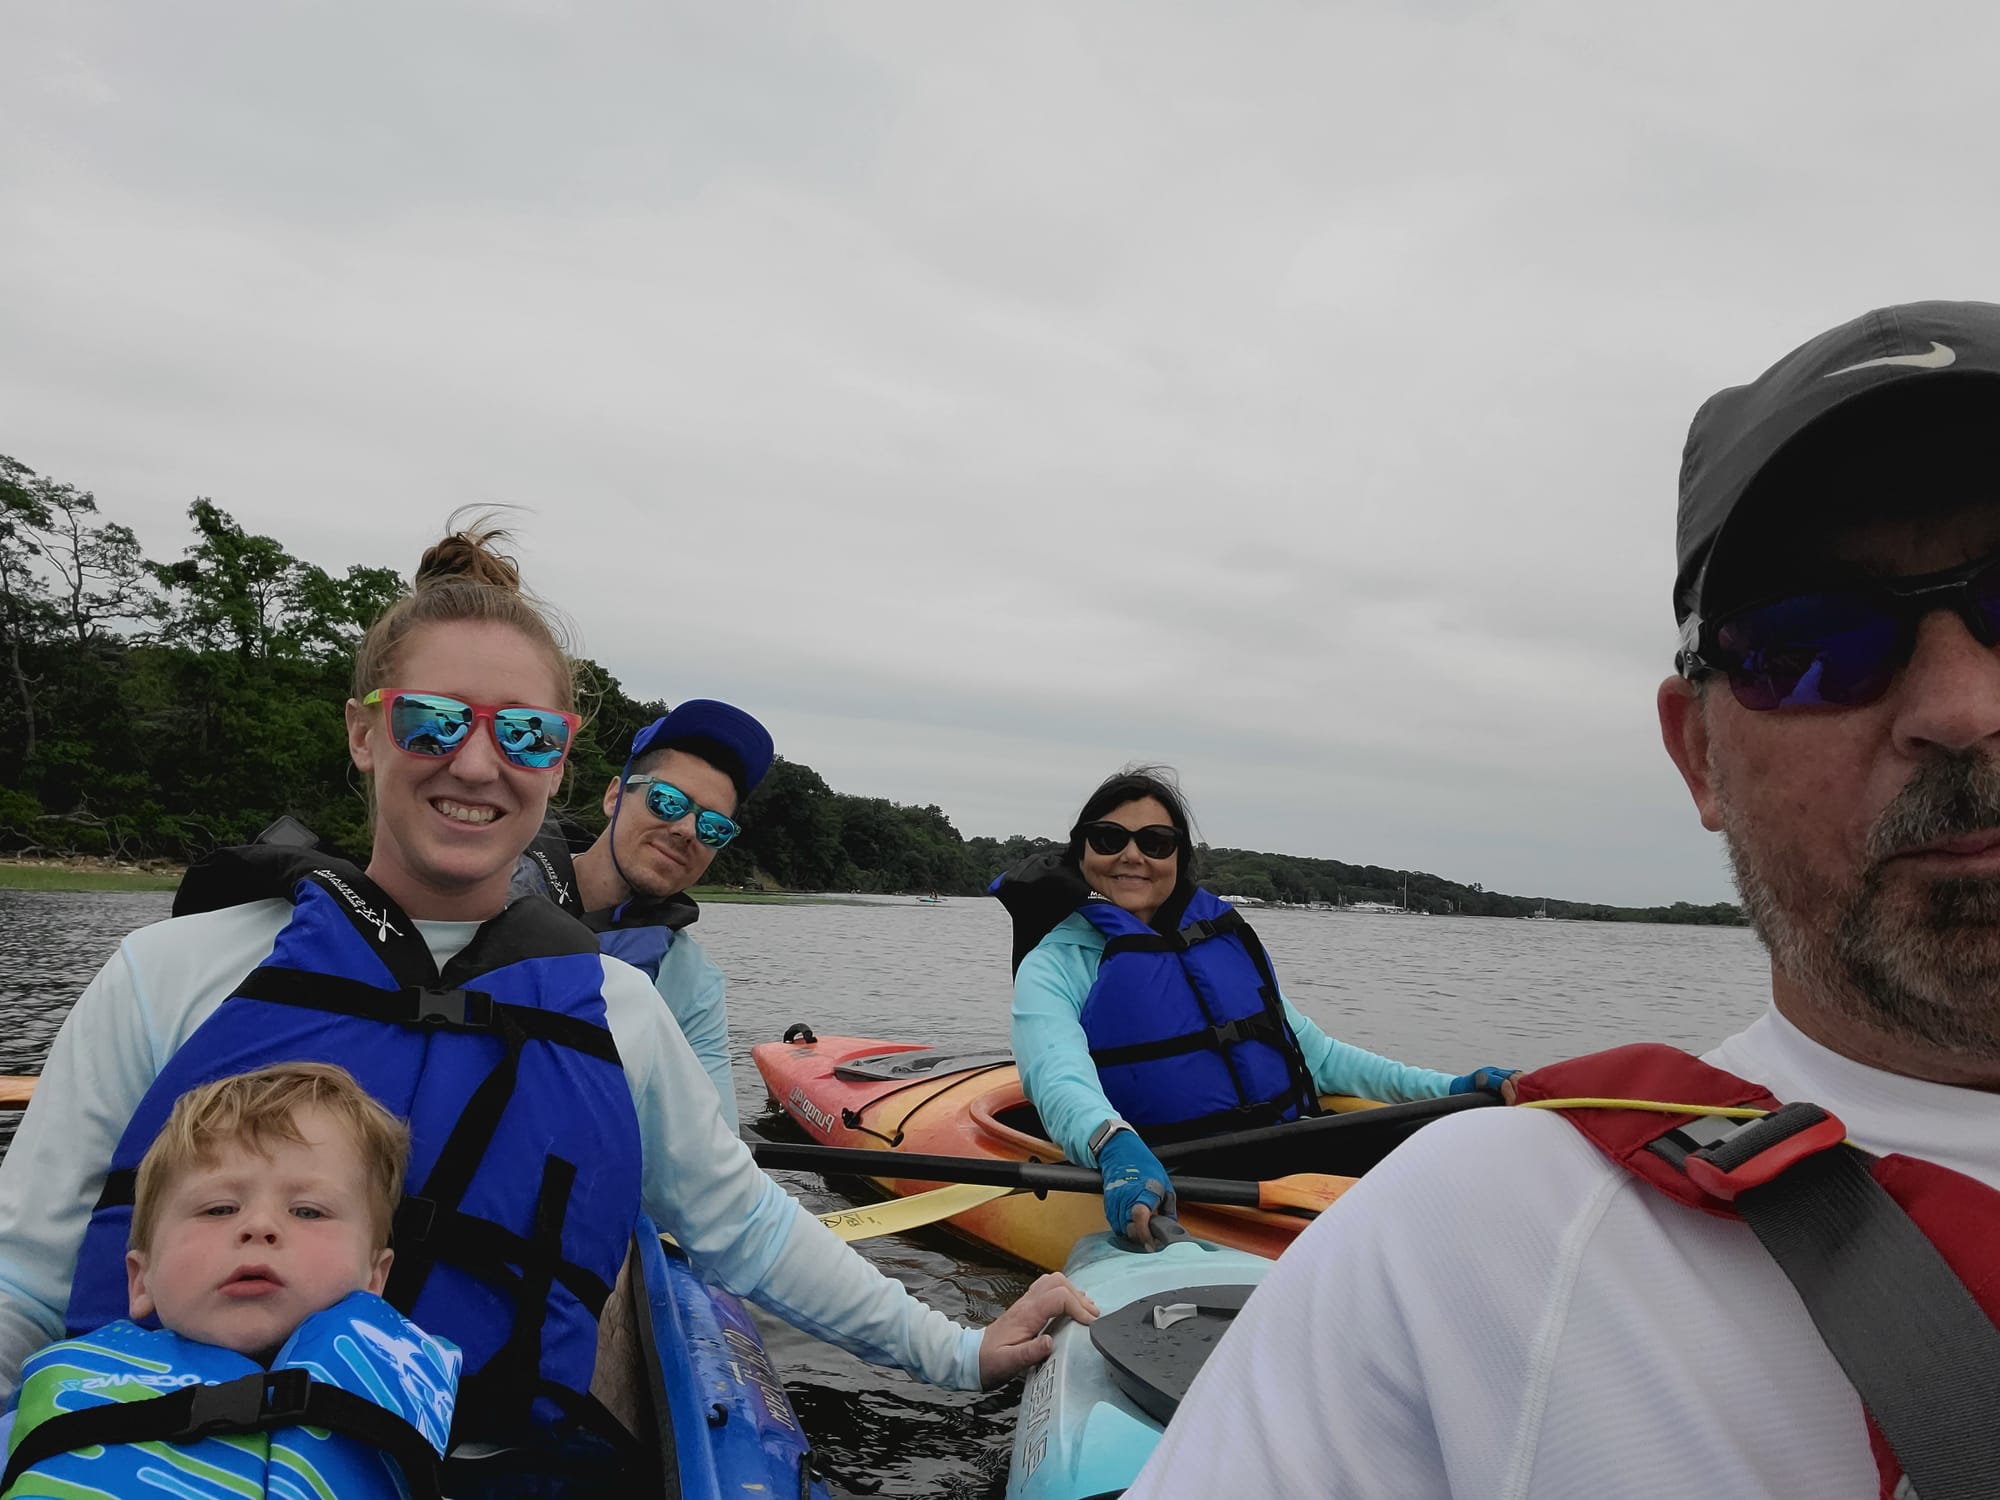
[
  {"left": 0, "top": 1076, "right": 35, "bottom": 1109},
  {"left": 661, "top": 1181, "right": 1019, "bottom": 1252},
  {"left": 815, "top": 1182, "right": 1018, "bottom": 1241},
  {"left": 1257, "top": 1172, "right": 1360, "bottom": 1215}
]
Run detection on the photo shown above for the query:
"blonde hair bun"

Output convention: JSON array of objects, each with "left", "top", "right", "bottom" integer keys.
[{"left": 412, "top": 511, "right": 525, "bottom": 594}]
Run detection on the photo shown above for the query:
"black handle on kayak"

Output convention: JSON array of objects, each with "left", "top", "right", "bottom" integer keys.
[{"left": 745, "top": 1137, "right": 1267, "bottom": 1210}]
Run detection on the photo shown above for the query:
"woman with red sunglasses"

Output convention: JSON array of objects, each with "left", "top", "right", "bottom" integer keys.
[
  {"left": 0, "top": 518, "right": 1093, "bottom": 1491},
  {"left": 997, "top": 766, "right": 1516, "bottom": 1248}
]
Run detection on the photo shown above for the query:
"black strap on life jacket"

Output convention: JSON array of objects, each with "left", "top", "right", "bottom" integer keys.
[
  {"left": 522, "top": 821, "right": 589, "bottom": 914},
  {"left": 1651, "top": 1104, "right": 2000, "bottom": 1500},
  {"left": 0, "top": 1369, "right": 443, "bottom": 1500},
  {"left": 1087, "top": 1008, "right": 1291, "bottom": 1068},
  {"left": 171, "top": 845, "right": 629, "bottom": 1443},
  {"left": 590, "top": 891, "right": 699, "bottom": 940},
  {"left": 1087, "top": 895, "right": 1321, "bottom": 1135}
]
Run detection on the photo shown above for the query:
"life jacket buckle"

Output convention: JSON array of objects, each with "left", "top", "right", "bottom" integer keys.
[
  {"left": 1178, "top": 919, "right": 1218, "bottom": 948},
  {"left": 1211, "top": 1017, "right": 1246, "bottom": 1046},
  {"left": 413, "top": 988, "right": 493, "bottom": 1028},
  {"left": 173, "top": 1369, "right": 312, "bottom": 1441},
  {"left": 1680, "top": 1102, "right": 1847, "bottom": 1203}
]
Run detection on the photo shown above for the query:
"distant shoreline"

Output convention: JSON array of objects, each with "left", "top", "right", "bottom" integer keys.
[
  {"left": 0, "top": 860, "right": 858, "bottom": 904},
  {"left": 0, "top": 862, "right": 1739, "bottom": 925},
  {"left": 0, "top": 858, "right": 182, "bottom": 892}
]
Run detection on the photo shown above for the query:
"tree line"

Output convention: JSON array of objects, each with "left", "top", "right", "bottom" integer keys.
[{"left": 0, "top": 454, "right": 1743, "bottom": 925}]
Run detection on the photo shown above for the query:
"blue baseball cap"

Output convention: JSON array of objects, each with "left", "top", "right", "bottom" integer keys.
[{"left": 626, "top": 700, "right": 775, "bottom": 797}]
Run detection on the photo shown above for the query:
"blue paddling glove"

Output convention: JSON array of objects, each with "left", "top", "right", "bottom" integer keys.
[
  {"left": 1098, "top": 1129, "right": 1175, "bottom": 1238},
  {"left": 1450, "top": 1066, "right": 1519, "bottom": 1096}
]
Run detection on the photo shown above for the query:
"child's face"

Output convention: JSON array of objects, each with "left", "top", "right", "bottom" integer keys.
[{"left": 125, "top": 1103, "right": 394, "bottom": 1362}]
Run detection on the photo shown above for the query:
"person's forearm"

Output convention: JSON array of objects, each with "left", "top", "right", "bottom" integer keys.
[
  {"left": 1287, "top": 998, "right": 1456, "bottom": 1101},
  {"left": 749, "top": 1203, "right": 982, "bottom": 1389}
]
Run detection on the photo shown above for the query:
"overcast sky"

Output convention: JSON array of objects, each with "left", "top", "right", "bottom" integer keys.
[{"left": 4, "top": 2, "right": 1995, "bottom": 905}]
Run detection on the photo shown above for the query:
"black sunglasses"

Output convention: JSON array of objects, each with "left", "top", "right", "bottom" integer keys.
[
  {"left": 1678, "top": 548, "right": 2000, "bottom": 711},
  {"left": 1076, "top": 821, "right": 1182, "bottom": 860}
]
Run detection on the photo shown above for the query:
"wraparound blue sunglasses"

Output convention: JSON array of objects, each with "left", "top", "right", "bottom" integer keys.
[
  {"left": 625, "top": 775, "right": 742, "bottom": 848},
  {"left": 1678, "top": 548, "right": 2000, "bottom": 711}
]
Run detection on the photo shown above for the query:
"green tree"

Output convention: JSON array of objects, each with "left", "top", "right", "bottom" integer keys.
[{"left": 13, "top": 477, "right": 152, "bottom": 647}]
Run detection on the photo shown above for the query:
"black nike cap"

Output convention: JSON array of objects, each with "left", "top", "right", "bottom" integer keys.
[{"left": 1675, "top": 300, "right": 2000, "bottom": 627}]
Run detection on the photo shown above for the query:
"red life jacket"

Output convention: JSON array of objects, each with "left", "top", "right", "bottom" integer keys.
[{"left": 1517, "top": 1043, "right": 2000, "bottom": 1500}]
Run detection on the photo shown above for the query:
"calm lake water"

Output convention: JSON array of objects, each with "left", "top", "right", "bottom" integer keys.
[{"left": 0, "top": 889, "right": 1771, "bottom": 1497}]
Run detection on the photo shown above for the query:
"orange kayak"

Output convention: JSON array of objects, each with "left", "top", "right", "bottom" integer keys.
[{"left": 752, "top": 1029, "right": 1358, "bottom": 1271}]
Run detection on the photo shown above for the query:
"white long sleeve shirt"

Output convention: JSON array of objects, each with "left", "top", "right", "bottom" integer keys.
[
  {"left": 1124, "top": 1008, "right": 2000, "bottom": 1499},
  {"left": 0, "top": 900, "right": 981, "bottom": 1398}
]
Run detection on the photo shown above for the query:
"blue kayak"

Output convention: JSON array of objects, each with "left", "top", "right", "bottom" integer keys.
[
  {"left": 634, "top": 1218, "right": 831, "bottom": 1499},
  {"left": 1007, "top": 1233, "right": 1269, "bottom": 1500}
]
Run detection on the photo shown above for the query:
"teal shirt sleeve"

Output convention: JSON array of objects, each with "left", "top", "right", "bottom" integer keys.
[
  {"left": 655, "top": 932, "right": 737, "bottom": 1130},
  {"left": 1282, "top": 997, "right": 1457, "bottom": 1102},
  {"left": 1010, "top": 917, "right": 1119, "bottom": 1166}
]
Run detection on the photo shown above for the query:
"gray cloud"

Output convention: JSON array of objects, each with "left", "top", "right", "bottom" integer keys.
[{"left": 5, "top": 0, "right": 1996, "bottom": 906}]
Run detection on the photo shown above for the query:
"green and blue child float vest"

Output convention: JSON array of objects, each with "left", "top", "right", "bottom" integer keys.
[{"left": 2, "top": 1289, "right": 458, "bottom": 1500}]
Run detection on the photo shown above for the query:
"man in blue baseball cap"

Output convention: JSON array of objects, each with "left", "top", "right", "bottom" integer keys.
[{"left": 516, "top": 699, "right": 775, "bottom": 1124}]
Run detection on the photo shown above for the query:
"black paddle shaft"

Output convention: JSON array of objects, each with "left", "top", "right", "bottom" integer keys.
[
  {"left": 745, "top": 1138, "right": 1265, "bottom": 1209},
  {"left": 1155, "top": 1092, "right": 1499, "bottom": 1179}
]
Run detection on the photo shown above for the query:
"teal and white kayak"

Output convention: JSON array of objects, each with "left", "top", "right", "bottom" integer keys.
[{"left": 1007, "top": 1233, "right": 1268, "bottom": 1500}]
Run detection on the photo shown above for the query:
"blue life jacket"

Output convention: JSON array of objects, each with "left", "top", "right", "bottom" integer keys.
[
  {"left": 520, "top": 826, "right": 697, "bottom": 983},
  {"left": 65, "top": 846, "right": 643, "bottom": 1448},
  {"left": 3, "top": 1290, "right": 458, "bottom": 1500},
  {"left": 1077, "top": 889, "right": 1320, "bottom": 1146}
]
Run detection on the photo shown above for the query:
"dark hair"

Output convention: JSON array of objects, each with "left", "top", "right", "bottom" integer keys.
[
  {"left": 632, "top": 734, "right": 749, "bottom": 808},
  {"left": 1067, "top": 764, "right": 1197, "bottom": 874}
]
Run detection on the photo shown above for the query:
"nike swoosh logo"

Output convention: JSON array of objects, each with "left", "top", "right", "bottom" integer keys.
[{"left": 1824, "top": 341, "right": 1957, "bottom": 377}]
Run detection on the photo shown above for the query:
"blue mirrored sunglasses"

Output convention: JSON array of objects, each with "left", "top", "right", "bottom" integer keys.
[
  {"left": 365, "top": 689, "right": 577, "bottom": 770},
  {"left": 1679, "top": 549, "right": 2000, "bottom": 711},
  {"left": 624, "top": 776, "right": 741, "bottom": 848}
]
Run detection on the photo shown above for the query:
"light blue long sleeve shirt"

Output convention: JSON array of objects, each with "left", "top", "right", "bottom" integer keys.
[
  {"left": 1011, "top": 911, "right": 1459, "bottom": 1166},
  {"left": 656, "top": 930, "right": 736, "bottom": 1131},
  {"left": 0, "top": 902, "right": 981, "bottom": 1399}
]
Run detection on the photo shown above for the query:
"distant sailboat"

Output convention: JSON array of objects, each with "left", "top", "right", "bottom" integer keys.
[{"left": 1526, "top": 901, "right": 1551, "bottom": 920}]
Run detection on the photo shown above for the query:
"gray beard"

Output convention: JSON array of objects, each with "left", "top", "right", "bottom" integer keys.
[{"left": 1720, "top": 748, "right": 2000, "bottom": 1061}]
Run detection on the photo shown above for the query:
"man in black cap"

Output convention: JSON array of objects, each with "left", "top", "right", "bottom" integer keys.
[
  {"left": 1124, "top": 303, "right": 2000, "bottom": 1499},
  {"left": 517, "top": 699, "right": 774, "bottom": 1127}
]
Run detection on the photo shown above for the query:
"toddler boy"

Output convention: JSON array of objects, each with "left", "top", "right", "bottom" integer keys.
[{"left": 2, "top": 1063, "right": 459, "bottom": 1500}]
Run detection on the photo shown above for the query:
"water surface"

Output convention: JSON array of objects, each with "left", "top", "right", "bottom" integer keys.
[{"left": 0, "top": 890, "right": 1770, "bottom": 1496}]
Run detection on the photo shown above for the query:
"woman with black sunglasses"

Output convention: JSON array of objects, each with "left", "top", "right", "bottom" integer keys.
[{"left": 998, "top": 766, "right": 1515, "bottom": 1248}]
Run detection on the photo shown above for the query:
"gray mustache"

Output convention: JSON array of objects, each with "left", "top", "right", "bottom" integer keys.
[{"left": 1867, "top": 752, "right": 2000, "bottom": 862}]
